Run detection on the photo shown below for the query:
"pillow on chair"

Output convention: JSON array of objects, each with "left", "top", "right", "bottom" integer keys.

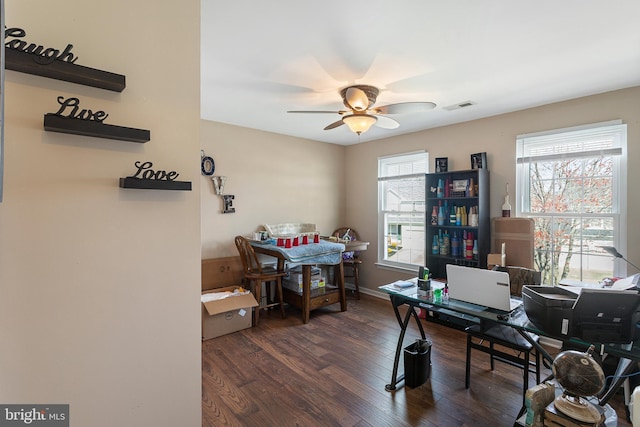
[{"left": 507, "top": 266, "right": 541, "bottom": 296}]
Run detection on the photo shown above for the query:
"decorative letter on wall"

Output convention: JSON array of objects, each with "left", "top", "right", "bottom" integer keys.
[
  {"left": 222, "top": 195, "right": 235, "bottom": 214},
  {"left": 211, "top": 175, "right": 235, "bottom": 213}
]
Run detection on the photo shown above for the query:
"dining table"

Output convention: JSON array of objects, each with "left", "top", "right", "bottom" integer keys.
[{"left": 250, "top": 239, "right": 346, "bottom": 324}]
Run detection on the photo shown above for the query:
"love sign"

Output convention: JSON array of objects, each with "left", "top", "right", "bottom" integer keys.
[{"left": 129, "top": 161, "right": 179, "bottom": 181}]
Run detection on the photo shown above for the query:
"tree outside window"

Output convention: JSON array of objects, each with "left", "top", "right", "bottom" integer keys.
[{"left": 516, "top": 122, "right": 626, "bottom": 285}]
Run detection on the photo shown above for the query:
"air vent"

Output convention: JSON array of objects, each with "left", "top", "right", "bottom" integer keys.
[{"left": 443, "top": 101, "right": 475, "bottom": 111}]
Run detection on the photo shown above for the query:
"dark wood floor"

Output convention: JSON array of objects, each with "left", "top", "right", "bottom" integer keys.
[{"left": 202, "top": 293, "right": 631, "bottom": 426}]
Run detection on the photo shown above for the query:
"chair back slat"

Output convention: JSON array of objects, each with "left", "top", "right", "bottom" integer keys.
[{"left": 234, "top": 236, "right": 263, "bottom": 275}]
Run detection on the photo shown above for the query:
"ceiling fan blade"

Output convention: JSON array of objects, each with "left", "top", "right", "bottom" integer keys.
[
  {"left": 287, "top": 110, "right": 340, "bottom": 114},
  {"left": 345, "top": 87, "right": 370, "bottom": 111},
  {"left": 375, "top": 102, "right": 436, "bottom": 115},
  {"left": 324, "top": 120, "right": 345, "bottom": 130},
  {"left": 375, "top": 115, "right": 400, "bottom": 129}
]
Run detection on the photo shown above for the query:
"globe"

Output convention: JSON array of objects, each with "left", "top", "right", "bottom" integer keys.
[{"left": 551, "top": 345, "right": 606, "bottom": 423}]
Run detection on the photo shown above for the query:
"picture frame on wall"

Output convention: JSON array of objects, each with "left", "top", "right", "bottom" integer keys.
[
  {"left": 470, "top": 152, "right": 487, "bottom": 170},
  {"left": 435, "top": 157, "right": 448, "bottom": 173}
]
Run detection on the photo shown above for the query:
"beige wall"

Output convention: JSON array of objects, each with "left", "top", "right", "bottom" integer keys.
[
  {"left": 344, "top": 86, "right": 640, "bottom": 292},
  {"left": 0, "top": 1, "right": 202, "bottom": 426},
  {"left": 201, "top": 121, "right": 345, "bottom": 259}
]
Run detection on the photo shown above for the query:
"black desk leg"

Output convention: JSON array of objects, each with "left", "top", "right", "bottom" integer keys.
[
  {"left": 385, "top": 296, "right": 426, "bottom": 391},
  {"left": 514, "top": 330, "right": 556, "bottom": 420}
]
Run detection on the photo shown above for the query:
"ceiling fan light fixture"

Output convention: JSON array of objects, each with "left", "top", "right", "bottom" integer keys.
[
  {"left": 341, "top": 85, "right": 379, "bottom": 111},
  {"left": 343, "top": 114, "right": 377, "bottom": 135}
]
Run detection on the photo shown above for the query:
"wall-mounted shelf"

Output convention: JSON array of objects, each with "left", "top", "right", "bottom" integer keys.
[
  {"left": 44, "top": 114, "right": 150, "bottom": 143},
  {"left": 119, "top": 177, "right": 192, "bottom": 191},
  {"left": 5, "top": 49, "right": 126, "bottom": 92}
]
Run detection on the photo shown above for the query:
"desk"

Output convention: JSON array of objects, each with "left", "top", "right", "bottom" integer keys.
[
  {"left": 379, "top": 280, "right": 640, "bottom": 408},
  {"left": 251, "top": 240, "right": 346, "bottom": 324}
]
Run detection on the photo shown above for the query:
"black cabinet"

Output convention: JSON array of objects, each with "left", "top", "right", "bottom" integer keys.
[{"left": 425, "top": 169, "right": 490, "bottom": 278}]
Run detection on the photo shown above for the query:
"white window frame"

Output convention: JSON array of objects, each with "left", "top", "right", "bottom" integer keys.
[
  {"left": 377, "top": 151, "right": 428, "bottom": 271},
  {"left": 516, "top": 120, "right": 627, "bottom": 283}
]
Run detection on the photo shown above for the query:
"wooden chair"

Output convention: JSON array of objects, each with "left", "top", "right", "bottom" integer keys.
[
  {"left": 234, "top": 236, "right": 286, "bottom": 325},
  {"left": 465, "top": 266, "right": 541, "bottom": 405},
  {"left": 332, "top": 227, "right": 363, "bottom": 299}
]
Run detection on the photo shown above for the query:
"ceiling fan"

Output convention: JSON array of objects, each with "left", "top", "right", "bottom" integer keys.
[{"left": 287, "top": 84, "right": 436, "bottom": 135}]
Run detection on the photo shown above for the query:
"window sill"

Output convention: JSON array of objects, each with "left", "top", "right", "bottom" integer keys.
[{"left": 375, "top": 262, "right": 419, "bottom": 275}]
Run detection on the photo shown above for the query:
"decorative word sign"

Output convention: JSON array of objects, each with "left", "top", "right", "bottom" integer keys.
[
  {"left": 54, "top": 96, "right": 109, "bottom": 122},
  {"left": 4, "top": 27, "right": 78, "bottom": 65},
  {"left": 44, "top": 96, "right": 150, "bottom": 143},
  {"left": 4, "top": 26, "right": 126, "bottom": 92},
  {"left": 130, "top": 161, "right": 179, "bottom": 181},
  {"left": 120, "top": 161, "right": 192, "bottom": 191}
]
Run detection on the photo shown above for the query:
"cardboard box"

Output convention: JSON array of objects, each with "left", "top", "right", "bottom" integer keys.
[
  {"left": 491, "top": 217, "right": 535, "bottom": 269},
  {"left": 201, "top": 286, "right": 258, "bottom": 340},
  {"left": 201, "top": 257, "right": 244, "bottom": 291},
  {"left": 283, "top": 276, "right": 325, "bottom": 293},
  {"left": 487, "top": 253, "right": 504, "bottom": 269}
]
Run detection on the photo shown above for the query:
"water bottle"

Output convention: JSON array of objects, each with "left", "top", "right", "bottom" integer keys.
[{"left": 432, "top": 235, "right": 439, "bottom": 255}]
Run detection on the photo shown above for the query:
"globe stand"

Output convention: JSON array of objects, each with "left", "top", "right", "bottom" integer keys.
[
  {"left": 551, "top": 344, "right": 605, "bottom": 425},
  {"left": 554, "top": 393, "right": 601, "bottom": 423}
]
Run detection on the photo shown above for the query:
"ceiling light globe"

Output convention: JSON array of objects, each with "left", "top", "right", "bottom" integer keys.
[{"left": 343, "top": 114, "right": 377, "bottom": 135}]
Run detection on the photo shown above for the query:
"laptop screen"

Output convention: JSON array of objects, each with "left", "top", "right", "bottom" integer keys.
[{"left": 446, "top": 264, "right": 517, "bottom": 312}]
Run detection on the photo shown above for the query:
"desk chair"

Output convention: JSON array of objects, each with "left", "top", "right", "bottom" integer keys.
[
  {"left": 333, "top": 227, "right": 362, "bottom": 299},
  {"left": 465, "top": 266, "right": 541, "bottom": 404},
  {"left": 234, "top": 236, "right": 286, "bottom": 325}
]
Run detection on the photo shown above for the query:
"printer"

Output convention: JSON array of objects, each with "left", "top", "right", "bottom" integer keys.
[{"left": 523, "top": 286, "right": 640, "bottom": 344}]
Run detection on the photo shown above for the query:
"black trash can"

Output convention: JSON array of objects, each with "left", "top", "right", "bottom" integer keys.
[{"left": 403, "top": 339, "right": 432, "bottom": 388}]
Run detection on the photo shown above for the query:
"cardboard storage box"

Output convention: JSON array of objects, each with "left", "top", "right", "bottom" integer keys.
[
  {"left": 283, "top": 275, "right": 325, "bottom": 293},
  {"left": 201, "top": 286, "right": 258, "bottom": 340}
]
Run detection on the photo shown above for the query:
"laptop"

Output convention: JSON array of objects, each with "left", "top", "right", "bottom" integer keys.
[{"left": 446, "top": 264, "right": 522, "bottom": 312}]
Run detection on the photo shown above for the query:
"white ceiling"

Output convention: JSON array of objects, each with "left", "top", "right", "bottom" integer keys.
[{"left": 201, "top": 1, "right": 640, "bottom": 146}]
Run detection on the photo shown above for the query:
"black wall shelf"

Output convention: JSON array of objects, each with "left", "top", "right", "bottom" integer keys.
[
  {"left": 44, "top": 114, "right": 150, "bottom": 143},
  {"left": 119, "top": 177, "right": 192, "bottom": 191},
  {"left": 5, "top": 49, "right": 126, "bottom": 92}
]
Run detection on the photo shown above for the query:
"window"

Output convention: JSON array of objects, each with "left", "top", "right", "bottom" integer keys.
[
  {"left": 516, "top": 121, "right": 627, "bottom": 285},
  {"left": 378, "top": 152, "right": 428, "bottom": 270}
]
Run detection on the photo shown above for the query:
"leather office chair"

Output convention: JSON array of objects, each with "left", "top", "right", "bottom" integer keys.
[
  {"left": 234, "top": 236, "right": 287, "bottom": 325},
  {"left": 465, "top": 266, "right": 541, "bottom": 404},
  {"left": 332, "top": 227, "right": 363, "bottom": 299}
]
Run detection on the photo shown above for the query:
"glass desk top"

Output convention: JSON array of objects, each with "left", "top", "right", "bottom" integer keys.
[{"left": 379, "top": 279, "right": 640, "bottom": 362}]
